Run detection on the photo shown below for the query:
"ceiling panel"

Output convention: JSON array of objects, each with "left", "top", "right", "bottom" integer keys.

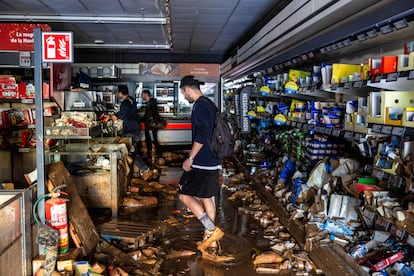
[{"left": 0, "top": 0, "right": 285, "bottom": 62}]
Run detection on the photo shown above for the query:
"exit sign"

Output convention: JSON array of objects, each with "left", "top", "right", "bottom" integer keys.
[{"left": 41, "top": 32, "right": 73, "bottom": 63}]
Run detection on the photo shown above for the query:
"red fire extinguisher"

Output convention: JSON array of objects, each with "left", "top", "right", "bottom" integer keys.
[{"left": 45, "top": 190, "right": 69, "bottom": 254}]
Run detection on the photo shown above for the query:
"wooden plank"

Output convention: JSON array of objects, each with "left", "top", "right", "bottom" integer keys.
[
  {"left": 309, "top": 244, "right": 369, "bottom": 276},
  {"left": 47, "top": 162, "right": 100, "bottom": 257}
]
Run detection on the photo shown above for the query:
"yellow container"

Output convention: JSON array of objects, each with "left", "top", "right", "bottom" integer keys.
[
  {"left": 403, "top": 107, "right": 414, "bottom": 127},
  {"left": 332, "top": 63, "right": 363, "bottom": 83},
  {"left": 382, "top": 92, "right": 414, "bottom": 126},
  {"left": 398, "top": 54, "right": 411, "bottom": 71}
]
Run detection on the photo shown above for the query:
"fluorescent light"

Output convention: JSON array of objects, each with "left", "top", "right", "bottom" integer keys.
[
  {"left": 0, "top": 15, "right": 166, "bottom": 24},
  {"left": 74, "top": 43, "right": 171, "bottom": 49}
]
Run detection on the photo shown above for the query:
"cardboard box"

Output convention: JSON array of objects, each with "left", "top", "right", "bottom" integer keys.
[
  {"left": 381, "top": 56, "right": 397, "bottom": 74},
  {"left": 367, "top": 92, "right": 385, "bottom": 124},
  {"left": 403, "top": 107, "right": 414, "bottom": 127},
  {"left": 370, "top": 58, "right": 382, "bottom": 75},
  {"left": 383, "top": 91, "right": 414, "bottom": 126},
  {"left": 331, "top": 63, "right": 362, "bottom": 83},
  {"left": 397, "top": 54, "right": 411, "bottom": 71}
]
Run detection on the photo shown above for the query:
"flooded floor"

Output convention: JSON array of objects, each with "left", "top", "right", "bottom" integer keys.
[{"left": 94, "top": 166, "right": 295, "bottom": 275}]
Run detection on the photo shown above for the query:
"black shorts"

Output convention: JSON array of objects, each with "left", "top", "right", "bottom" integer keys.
[{"left": 178, "top": 168, "right": 220, "bottom": 198}]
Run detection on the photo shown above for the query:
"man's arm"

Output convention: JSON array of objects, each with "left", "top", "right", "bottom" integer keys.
[{"left": 182, "top": 141, "right": 203, "bottom": 172}]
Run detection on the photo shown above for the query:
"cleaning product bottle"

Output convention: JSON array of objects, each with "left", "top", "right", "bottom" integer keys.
[
  {"left": 349, "top": 240, "right": 377, "bottom": 259},
  {"left": 393, "top": 263, "right": 414, "bottom": 276}
]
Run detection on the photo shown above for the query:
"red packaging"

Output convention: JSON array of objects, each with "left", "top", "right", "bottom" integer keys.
[
  {"left": 381, "top": 56, "right": 397, "bottom": 74},
  {"left": 372, "top": 251, "right": 404, "bottom": 271},
  {"left": 0, "top": 110, "right": 10, "bottom": 128}
]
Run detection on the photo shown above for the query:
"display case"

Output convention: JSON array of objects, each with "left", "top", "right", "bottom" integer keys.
[
  {"left": 0, "top": 185, "right": 36, "bottom": 276},
  {"left": 46, "top": 142, "right": 129, "bottom": 217}
]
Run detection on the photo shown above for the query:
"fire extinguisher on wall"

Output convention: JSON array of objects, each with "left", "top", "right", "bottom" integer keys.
[{"left": 44, "top": 187, "right": 69, "bottom": 254}]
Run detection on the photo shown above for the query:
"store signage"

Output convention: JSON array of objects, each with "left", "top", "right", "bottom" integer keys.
[
  {"left": 41, "top": 32, "right": 73, "bottom": 63},
  {"left": 239, "top": 86, "right": 251, "bottom": 134},
  {"left": 0, "top": 23, "right": 51, "bottom": 51}
]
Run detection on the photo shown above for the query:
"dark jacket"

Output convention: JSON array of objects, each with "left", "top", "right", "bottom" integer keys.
[
  {"left": 191, "top": 96, "right": 221, "bottom": 167},
  {"left": 115, "top": 96, "right": 140, "bottom": 135},
  {"left": 142, "top": 98, "right": 159, "bottom": 129}
]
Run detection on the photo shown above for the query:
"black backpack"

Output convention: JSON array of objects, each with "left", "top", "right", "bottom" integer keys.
[{"left": 202, "top": 97, "right": 236, "bottom": 159}]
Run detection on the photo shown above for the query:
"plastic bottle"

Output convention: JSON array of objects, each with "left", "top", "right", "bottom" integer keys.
[
  {"left": 349, "top": 240, "right": 377, "bottom": 259},
  {"left": 394, "top": 263, "right": 414, "bottom": 276}
]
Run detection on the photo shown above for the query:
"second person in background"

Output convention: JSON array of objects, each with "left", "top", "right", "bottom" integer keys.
[{"left": 141, "top": 89, "right": 162, "bottom": 159}]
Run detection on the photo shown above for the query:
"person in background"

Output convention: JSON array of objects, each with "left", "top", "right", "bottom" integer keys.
[
  {"left": 141, "top": 89, "right": 162, "bottom": 159},
  {"left": 177, "top": 75, "right": 224, "bottom": 255},
  {"left": 111, "top": 85, "right": 152, "bottom": 180}
]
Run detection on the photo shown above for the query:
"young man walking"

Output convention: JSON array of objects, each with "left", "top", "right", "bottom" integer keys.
[{"left": 177, "top": 75, "right": 224, "bottom": 255}]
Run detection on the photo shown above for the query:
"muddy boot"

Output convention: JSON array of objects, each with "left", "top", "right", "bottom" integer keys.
[
  {"left": 197, "top": 227, "right": 223, "bottom": 252},
  {"left": 203, "top": 229, "right": 222, "bottom": 254}
]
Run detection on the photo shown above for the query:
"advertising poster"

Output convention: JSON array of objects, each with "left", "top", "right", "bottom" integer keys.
[{"left": 0, "top": 23, "right": 51, "bottom": 51}]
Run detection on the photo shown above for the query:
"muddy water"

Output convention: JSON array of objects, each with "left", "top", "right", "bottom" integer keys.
[{"left": 111, "top": 167, "right": 296, "bottom": 275}]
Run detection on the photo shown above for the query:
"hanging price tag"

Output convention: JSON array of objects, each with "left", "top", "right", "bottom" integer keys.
[
  {"left": 392, "top": 127, "right": 404, "bottom": 136},
  {"left": 372, "top": 124, "right": 382, "bottom": 133},
  {"left": 385, "top": 72, "right": 399, "bottom": 82},
  {"left": 381, "top": 125, "right": 393, "bottom": 134}
]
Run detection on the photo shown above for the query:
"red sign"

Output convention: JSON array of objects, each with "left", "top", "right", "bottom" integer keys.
[
  {"left": 0, "top": 23, "right": 51, "bottom": 51},
  {"left": 42, "top": 32, "right": 73, "bottom": 63}
]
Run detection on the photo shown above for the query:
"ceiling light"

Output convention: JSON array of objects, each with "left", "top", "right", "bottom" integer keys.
[
  {"left": 74, "top": 43, "right": 171, "bottom": 49},
  {"left": 94, "top": 39, "right": 105, "bottom": 44},
  {"left": 0, "top": 15, "right": 166, "bottom": 24},
  {"left": 392, "top": 18, "right": 408, "bottom": 30},
  {"left": 320, "top": 47, "right": 326, "bottom": 54},
  {"left": 336, "top": 41, "right": 344, "bottom": 48}
]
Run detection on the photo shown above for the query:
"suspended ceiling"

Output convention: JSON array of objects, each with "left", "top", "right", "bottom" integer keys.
[
  {"left": 0, "top": 0, "right": 414, "bottom": 79},
  {"left": 0, "top": 0, "right": 283, "bottom": 63}
]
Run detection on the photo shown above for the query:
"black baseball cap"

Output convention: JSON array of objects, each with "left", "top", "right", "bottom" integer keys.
[{"left": 179, "top": 75, "right": 205, "bottom": 89}]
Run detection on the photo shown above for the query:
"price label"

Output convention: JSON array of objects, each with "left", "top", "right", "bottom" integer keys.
[
  {"left": 286, "top": 121, "right": 291, "bottom": 126},
  {"left": 344, "top": 82, "right": 352, "bottom": 89},
  {"left": 297, "top": 122, "right": 303, "bottom": 129},
  {"left": 21, "top": 98, "right": 34, "bottom": 104},
  {"left": 392, "top": 127, "right": 405, "bottom": 136},
  {"left": 18, "top": 148, "right": 30, "bottom": 153},
  {"left": 330, "top": 84, "right": 338, "bottom": 90},
  {"left": 354, "top": 133, "right": 361, "bottom": 140},
  {"left": 292, "top": 122, "right": 297, "bottom": 127},
  {"left": 353, "top": 80, "right": 364, "bottom": 88},
  {"left": 386, "top": 72, "right": 399, "bottom": 82},
  {"left": 408, "top": 70, "right": 414, "bottom": 80},
  {"left": 344, "top": 131, "right": 353, "bottom": 139},
  {"left": 381, "top": 125, "right": 393, "bottom": 134},
  {"left": 332, "top": 129, "right": 341, "bottom": 137},
  {"left": 19, "top": 51, "right": 31, "bottom": 67},
  {"left": 372, "top": 124, "right": 382, "bottom": 133},
  {"left": 325, "top": 128, "right": 333, "bottom": 135},
  {"left": 371, "top": 75, "right": 382, "bottom": 83}
]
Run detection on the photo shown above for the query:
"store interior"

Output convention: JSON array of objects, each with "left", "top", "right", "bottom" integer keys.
[{"left": 1, "top": 0, "right": 414, "bottom": 275}]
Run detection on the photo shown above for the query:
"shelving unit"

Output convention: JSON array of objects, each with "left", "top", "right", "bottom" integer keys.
[{"left": 227, "top": 72, "right": 414, "bottom": 275}]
